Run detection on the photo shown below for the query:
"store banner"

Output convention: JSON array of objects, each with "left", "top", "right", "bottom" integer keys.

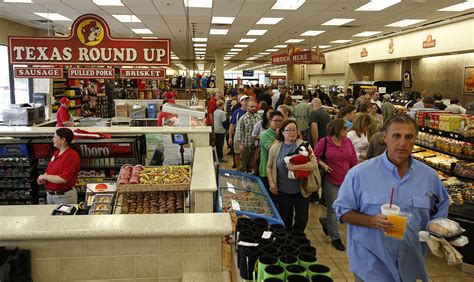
[
  {"left": 14, "top": 67, "right": 63, "bottom": 78},
  {"left": 120, "top": 68, "right": 166, "bottom": 79},
  {"left": 8, "top": 14, "right": 170, "bottom": 66},
  {"left": 68, "top": 67, "right": 115, "bottom": 79},
  {"left": 79, "top": 143, "right": 135, "bottom": 158},
  {"left": 272, "top": 45, "right": 325, "bottom": 65}
]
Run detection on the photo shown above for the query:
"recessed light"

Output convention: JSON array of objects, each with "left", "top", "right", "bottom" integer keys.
[
  {"left": 356, "top": 0, "right": 401, "bottom": 11},
  {"left": 316, "top": 45, "right": 331, "bottom": 48},
  {"left": 112, "top": 15, "right": 141, "bottom": 23},
  {"left": 438, "top": 2, "right": 474, "bottom": 11},
  {"left": 210, "top": 29, "right": 228, "bottom": 35},
  {"left": 4, "top": 0, "right": 33, "bottom": 3},
  {"left": 34, "top": 13, "right": 71, "bottom": 21},
  {"left": 92, "top": 0, "right": 123, "bottom": 6},
  {"left": 211, "top": 16, "right": 235, "bottom": 24},
  {"left": 230, "top": 48, "right": 243, "bottom": 52},
  {"left": 254, "top": 55, "right": 264, "bottom": 57},
  {"left": 271, "top": 0, "right": 306, "bottom": 10},
  {"left": 353, "top": 31, "right": 382, "bottom": 37},
  {"left": 195, "top": 52, "right": 206, "bottom": 54},
  {"left": 227, "top": 52, "right": 238, "bottom": 55},
  {"left": 259, "top": 52, "right": 270, "bottom": 55},
  {"left": 274, "top": 45, "right": 287, "bottom": 48},
  {"left": 193, "top": 38, "right": 208, "bottom": 42},
  {"left": 247, "top": 57, "right": 257, "bottom": 60},
  {"left": 321, "top": 18, "right": 355, "bottom": 26},
  {"left": 240, "top": 38, "right": 256, "bottom": 43},
  {"left": 194, "top": 43, "right": 207, "bottom": 47},
  {"left": 266, "top": 49, "right": 278, "bottom": 52},
  {"left": 330, "top": 40, "right": 352, "bottom": 43},
  {"left": 183, "top": 0, "right": 212, "bottom": 8},
  {"left": 256, "top": 17, "right": 283, "bottom": 24},
  {"left": 285, "top": 39, "right": 304, "bottom": 43},
  {"left": 300, "top": 30, "right": 325, "bottom": 36},
  {"left": 234, "top": 44, "right": 248, "bottom": 48},
  {"left": 194, "top": 48, "right": 206, "bottom": 51},
  {"left": 386, "top": 19, "right": 426, "bottom": 27},
  {"left": 247, "top": 29, "right": 267, "bottom": 36},
  {"left": 142, "top": 36, "right": 158, "bottom": 39},
  {"left": 132, "top": 28, "right": 153, "bottom": 34}
]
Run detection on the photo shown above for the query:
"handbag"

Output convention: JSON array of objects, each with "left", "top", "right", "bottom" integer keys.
[{"left": 0, "top": 247, "right": 32, "bottom": 282}]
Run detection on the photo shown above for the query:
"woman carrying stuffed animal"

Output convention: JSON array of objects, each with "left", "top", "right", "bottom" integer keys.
[{"left": 266, "top": 119, "right": 320, "bottom": 232}]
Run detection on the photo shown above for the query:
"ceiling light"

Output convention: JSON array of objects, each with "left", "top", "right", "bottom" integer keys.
[
  {"left": 274, "top": 45, "right": 287, "bottom": 48},
  {"left": 230, "top": 48, "right": 243, "bottom": 51},
  {"left": 316, "top": 45, "right": 331, "bottom": 48},
  {"left": 240, "top": 38, "right": 256, "bottom": 43},
  {"left": 438, "top": 1, "right": 474, "bottom": 11},
  {"left": 330, "top": 39, "right": 352, "bottom": 43},
  {"left": 171, "top": 56, "right": 179, "bottom": 59},
  {"left": 259, "top": 52, "right": 270, "bottom": 55},
  {"left": 112, "top": 15, "right": 141, "bottom": 22},
  {"left": 195, "top": 52, "right": 206, "bottom": 54},
  {"left": 175, "top": 63, "right": 186, "bottom": 69},
  {"left": 4, "top": 0, "right": 33, "bottom": 3},
  {"left": 247, "top": 29, "right": 267, "bottom": 36},
  {"left": 211, "top": 16, "right": 235, "bottom": 24},
  {"left": 193, "top": 37, "right": 208, "bottom": 42},
  {"left": 254, "top": 55, "right": 264, "bottom": 57},
  {"left": 142, "top": 36, "right": 158, "bottom": 39},
  {"left": 194, "top": 43, "right": 207, "bottom": 47},
  {"left": 132, "top": 28, "right": 153, "bottom": 34},
  {"left": 224, "top": 57, "right": 232, "bottom": 60},
  {"left": 321, "top": 18, "right": 355, "bottom": 26},
  {"left": 183, "top": 0, "right": 212, "bottom": 8},
  {"left": 356, "top": 0, "right": 401, "bottom": 11},
  {"left": 386, "top": 19, "right": 426, "bottom": 27},
  {"left": 300, "top": 30, "right": 325, "bottom": 36},
  {"left": 210, "top": 28, "right": 228, "bottom": 35},
  {"left": 227, "top": 52, "right": 238, "bottom": 55},
  {"left": 93, "top": 0, "right": 123, "bottom": 5},
  {"left": 234, "top": 44, "right": 248, "bottom": 48},
  {"left": 247, "top": 57, "right": 257, "bottom": 60},
  {"left": 34, "top": 13, "right": 71, "bottom": 21},
  {"left": 266, "top": 49, "right": 278, "bottom": 52},
  {"left": 256, "top": 17, "right": 283, "bottom": 25},
  {"left": 353, "top": 31, "right": 382, "bottom": 37},
  {"left": 285, "top": 39, "right": 304, "bottom": 43},
  {"left": 194, "top": 48, "right": 206, "bottom": 51},
  {"left": 271, "top": 0, "right": 306, "bottom": 10}
]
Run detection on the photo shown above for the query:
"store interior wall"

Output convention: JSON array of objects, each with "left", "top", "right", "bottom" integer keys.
[
  {"left": 348, "top": 63, "right": 375, "bottom": 82},
  {"left": 0, "top": 18, "right": 39, "bottom": 44},
  {"left": 309, "top": 74, "right": 345, "bottom": 87},
  {"left": 374, "top": 61, "right": 402, "bottom": 81}
]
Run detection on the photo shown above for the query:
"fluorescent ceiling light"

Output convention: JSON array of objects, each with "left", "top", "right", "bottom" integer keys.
[
  {"left": 271, "top": 0, "right": 306, "bottom": 10},
  {"left": 234, "top": 44, "right": 248, "bottom": 48},
  {"left": 142, "top": 36, "right": 158, "bottom": 39},
  {"left": 194, "top": 43, "right": 207, "bottom": 47},
  {"left": 210, "top": 28, "right": 228, "bottom": 35},
  {"left": 171, "top": 56, "right": 179, "bottom": 59},
  {"left": 211, "top": 16, "right": 235, "bottom": 24},
  {"left": 247, "top": 57, "right": 257, "bottom": 60},
  {"left": 193, "top": 37, "right": 208, "bottom": 42},
  {"left": 4, "top": 0, "right": 33, "bottom": 3},
  {"left": 34, "top": 13, "right": 71, "bottom": 21},
  {"left": 300, "top": 30, "right": 325, "bottom": 36},
  {"left": 438, "top": 2, "right": 474, "bottom": 11},
  {"left": 266, "top": 49, "right": 278, "bottom": 52},
  {"left": 240, "top": 38, "right": 256, "bottom": 43},
  {"left": 356, "top": 0, "right": 401, "bottom": 11},
  {"left": 316, "top": 45, "right": 331, "bottom": 48},
  {"left": 183, "top": 0, "right": 212, "bottom": 8},
  {"left": 353, "top": 31, "right": 382, "bottom": 37},
  {"left": 230, "top": 48, "right": 243, "bottom": 51},
  {"left": 112, "top": 15, "right": 141, "bottom": 22},
  {"left": 194, "top": 48, "right": 206, "bottom": 51},
  {"left": 330, "top": 39, "right": 352, "bottom": 43},
  {"left": 274, "top": 45, "right": 287, "bottom": 48},
  {"left": 247, "top": 29, "right": 267, "bottom": 36},
  {"left": 386, "top": 19, "right": 426, "bottom": 27},
  {"left": 285, "top": 39, "right": 304, "bottom": 43},
  {"left": 256, "top": 17, "right": 283, "bottom": 25},
  {"left": 321, "top": 18, "right": 355, "bottom": 26},
  {"left": 227, "top": 52, "right": 238, "bottom": 55},
  {"left": 195, "top": 52, "right": 206, "bottom": 54},
  {"left": 254, "top": 55, "right": 264, "bottom": 57},
  {"left": 259, "top": 52, "right": 270, "bottom": 55},
  {"left": 93, "top": 0, "right": 123, "bottom": 5},
  {"left": 132, "top": 28, "right": 153, "bottom": 34},
  {"left": 224, "top": 57, "right": 232, "bottom": 60}
]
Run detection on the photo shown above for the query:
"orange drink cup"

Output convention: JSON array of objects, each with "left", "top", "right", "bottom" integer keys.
[{"left": 381, "top": 204, "right": 407, "bottom": 239}]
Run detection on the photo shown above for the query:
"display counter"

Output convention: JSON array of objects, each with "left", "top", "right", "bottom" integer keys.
[
  {"left": 0, "top": 205, "right": 232, "bottom": 281},
  {"left": 191, "top": 146, "right": 217, "bottom": 213}
]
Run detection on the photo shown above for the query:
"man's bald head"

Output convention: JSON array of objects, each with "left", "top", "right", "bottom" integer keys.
[{"left": 311, "top": 98, "right": 322, "bottom": 110}]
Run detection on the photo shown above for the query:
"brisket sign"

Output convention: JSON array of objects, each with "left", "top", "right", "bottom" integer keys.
[
  {"left": 120, "top": 68, "right": 166, "bottom": 79},
  {"left": 272, "top": 46, "right": 325, "bottom": 65},
  {"left": 8, "top": 14, "right": 170, "bottom": 66}
]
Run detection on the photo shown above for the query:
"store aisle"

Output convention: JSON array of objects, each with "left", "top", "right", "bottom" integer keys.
[{"left": 218, "top": 146, "right": 474, "bottom": 281}]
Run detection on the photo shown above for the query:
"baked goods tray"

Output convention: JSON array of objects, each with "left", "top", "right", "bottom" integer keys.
[
  {"left": 113, "top": 190, "right": 186, "bottom": 214},
  {"left": 117, "top": 183, "right": 190, "bottom": 192}
]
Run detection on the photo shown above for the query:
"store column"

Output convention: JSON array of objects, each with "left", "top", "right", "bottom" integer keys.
[
  {"left": 215, "top": 50, "right": 225, "bottom": 92},
  {"left": 286, "top": 64, "right": 296, "bottom": 87}
]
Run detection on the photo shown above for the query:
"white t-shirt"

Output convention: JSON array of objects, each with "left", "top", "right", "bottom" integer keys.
[
  {"left": 347, "top": 130, "right": 369, "bottom": 160},
  {"left": 445, "top": 104, "right": 466, "bottom": 114},
  {"left": 271, "top": 90, "right": 280, "bottom": 109},
  {"left": 213, "top": 109, "right": 227, "bottom": 134}
]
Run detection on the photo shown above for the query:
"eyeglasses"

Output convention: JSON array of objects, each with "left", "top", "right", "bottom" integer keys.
[
  {"left": 284, "top": 129, "right": 298, "bottom": 132},
  {"left": 271, "top": 119, "right": 283, "bottom": 123}
]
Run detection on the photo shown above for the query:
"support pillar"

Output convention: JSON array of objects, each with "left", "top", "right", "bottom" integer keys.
[{"left": 215, "top": 50, "right": 225, "bottom": 92}]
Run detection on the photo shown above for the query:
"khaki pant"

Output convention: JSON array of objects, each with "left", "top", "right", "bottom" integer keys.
[
  {"left": 238, "top": 146, "right": 253, "bottom": 172},
  {"left": 47, "top": 188, "right": 78, "bottom": 205}
]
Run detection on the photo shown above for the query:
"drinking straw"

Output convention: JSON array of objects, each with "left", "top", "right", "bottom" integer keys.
[{"left": 390, "top": 187, "right": 394, "bottom": 208}]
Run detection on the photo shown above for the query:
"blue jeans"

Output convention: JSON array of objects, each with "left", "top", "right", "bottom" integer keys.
[{"left": 321, "top": 179, "right": 340, "bottom": 240}]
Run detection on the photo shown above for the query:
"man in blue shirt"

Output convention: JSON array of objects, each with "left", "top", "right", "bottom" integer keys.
[{"left": 333, "top": 114, "right": 449, "bottom": 282}]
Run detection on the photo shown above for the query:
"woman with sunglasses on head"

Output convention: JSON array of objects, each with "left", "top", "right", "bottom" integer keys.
[
  {"left": 37, "top": 128, "right": 81, "bottom": 204},
  {"left": 267, "top": 119, "right": 319, "bottom": 232}
]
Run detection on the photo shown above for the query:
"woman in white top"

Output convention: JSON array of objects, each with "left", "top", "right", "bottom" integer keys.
[
  {"left": 445, "top": 98, "right": 466, "bottom": 114},
  {"left": 347, "top": 113, "right": 372, "bottom": 161}
]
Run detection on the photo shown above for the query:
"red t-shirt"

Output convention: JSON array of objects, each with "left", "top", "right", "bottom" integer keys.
[
  {"left": 206, "top": 97, "right": 217, "bottom": 126},
  {"left": 56, "top": 106, "right": 71, "bottom": 127},
  {"left": 45, "top": 148, "right": 80, "bottom": 191}
]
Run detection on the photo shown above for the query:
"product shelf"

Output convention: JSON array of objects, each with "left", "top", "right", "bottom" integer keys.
[
  {"left": 415, "top": 143, "right": 474, "bottom": 161},
  {"left": 419, "top": 126, "right": 473, "bottom": 143}
]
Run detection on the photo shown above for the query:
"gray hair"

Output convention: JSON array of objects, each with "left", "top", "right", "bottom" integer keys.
[{"left": 383, "top": 114, "right": 418, "bottom": 134}]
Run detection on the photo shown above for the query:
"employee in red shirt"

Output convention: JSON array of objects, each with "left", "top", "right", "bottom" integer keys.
[
  {"left": 37, "top": 128, "right": 81, "bottom": 204},
  {"left": 157, "top": 91, "right": 177, "bottom": 126},
  {"left": 205, "top": 92, "right": 220, "bottom": 126},
  {"left": 56, "top": 97, "right": 74, "bottom": 127}
]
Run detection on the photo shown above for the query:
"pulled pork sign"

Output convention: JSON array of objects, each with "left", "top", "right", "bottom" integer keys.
[
  {"left": 8, "top": 14, "right": 170, "bottom": 71},
  {"left": 272, "top": 45, "right": 325, "bottom": 65}
]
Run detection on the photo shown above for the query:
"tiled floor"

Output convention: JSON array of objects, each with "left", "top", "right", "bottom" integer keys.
[{"left": 218, "top": 148, "right": 474, "bottom": 281}]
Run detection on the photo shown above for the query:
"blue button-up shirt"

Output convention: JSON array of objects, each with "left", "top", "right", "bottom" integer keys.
[{"left": 333, "top": 151, "right": 449, "bottom": 282}]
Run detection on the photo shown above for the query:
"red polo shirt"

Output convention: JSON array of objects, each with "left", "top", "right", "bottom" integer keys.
[
  {"left": 56, "top": 106, "right": 71, "bottom": 127},
  {"left": 45, "top": 148, "right": 80, "bottom": 191},
  {"left": 206, "top": 97, "right": 217, "bottom": 126}
]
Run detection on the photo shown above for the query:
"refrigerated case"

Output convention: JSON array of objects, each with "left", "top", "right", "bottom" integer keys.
[{"left": 216, "top": 170, "right": 283, "bottom": 226}]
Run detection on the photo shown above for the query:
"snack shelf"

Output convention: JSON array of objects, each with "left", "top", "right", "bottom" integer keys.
[
  {"left": 415, "top": 143, "right": 474, "bottom": 161},
  {"left": 419, "top": 126, "right": 473, "bottom": 143}
]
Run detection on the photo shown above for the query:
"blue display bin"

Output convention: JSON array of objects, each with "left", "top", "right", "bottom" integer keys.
[{"left": 217, "top": 170, "right": 284, "bottom": 226}]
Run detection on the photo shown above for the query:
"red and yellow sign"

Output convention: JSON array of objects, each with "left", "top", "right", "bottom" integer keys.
[
  {"left": 360, "top": 48, "right": 368, "bottom": 57},
  {"left": 68, "top": 67, "right": 115, "bottom": 79},
  {"left": 120, "top": 68, "right": 166, "bottom": 79},
  {"left": 423, "top": 35, "right": 436, "bottom": 48},
  {"left": 272, "top": 45, "right": 325, "bottom": 65},
  {"left": 8, "top": 14, "right": 170, "bottom": 66},
  {"left": 14, "top": 67, "right": 63, "bottom": 78}
]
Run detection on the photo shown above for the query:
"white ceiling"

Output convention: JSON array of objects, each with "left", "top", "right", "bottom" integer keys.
[{"left": 0, "top": 0, "right": 473, "bottom": 73}]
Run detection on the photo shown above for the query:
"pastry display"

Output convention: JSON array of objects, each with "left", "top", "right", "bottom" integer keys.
[
  {"left": 219, "top": 174, "right": 263, "bottom": 194},
  {"left": 220, "top": 190, "right": 275, "bottom": 217},
  {"left": 427, "top": 218, "right": 465, "bottom": 237},
  {"left": 454, "top": 161, "right": 474, "bottom": 179},
  {"left": 412, "top": 151, "right": 436, "bottom": 161},
  {"left": 138, "top": 166, "right": 191, "bottom": 185},
  {"left": 94, "top": 194, "right": 113, "bottom": 203},
  {"left": 115, "top": 191, "right": 185, "bottom": 214}
]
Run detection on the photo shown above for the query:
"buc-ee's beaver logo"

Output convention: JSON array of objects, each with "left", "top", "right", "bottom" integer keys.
[{"left": 77, "top": 19, "right": 104, "bottom": 46}]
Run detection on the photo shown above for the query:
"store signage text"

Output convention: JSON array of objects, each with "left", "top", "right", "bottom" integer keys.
[
  {"left": 14, "top": 67, "right": 63, "bottom": 78},
  {"left": 423, "top": 35, "right": 436, "bottom": 48},
  {"left": 79, "top": 143, "right": 134, "bottom": 158},
  {"left": 68, "top": 67, "right": 115, "bottom": 79},
  {"left": 360, "top": 48, "right": 368, "bottom": 57},
  {"left": 81, "top": 145, "right": 110, "bottom": 157},
  {"left": 8, "top": 14, "right": 170, "bottom": 66},
  {"left": 120, "top": 68, "right": 166, "bottom": 79},
  {"left": 272, "top": 50, "right": 325, "bottom": 65}
]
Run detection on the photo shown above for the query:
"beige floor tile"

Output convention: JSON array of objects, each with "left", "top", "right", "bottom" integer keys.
[{"left": 332, "top": 258, "right": 354, "bottom": 279}]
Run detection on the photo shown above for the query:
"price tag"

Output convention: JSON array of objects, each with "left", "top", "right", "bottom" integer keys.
[
  {"left": 439, "top": 131, "right": 442, "bottom": 135},
  {"left": 227, "top": 182, "right": 236, "bottom": 194},
  {"left": 429, "top": 129, "right": 432, "bottom": 133},
  {"left": 238, "top": 241, "right": 259, "bottom": 247},
  {"left": 450, "top": 133, "right": 453, "bottom": 137},
  {"left": 454, "top": 134, "right": 459, "bottom": 139},
  {"left": 231, "top": 199, "right": 240, "bottom": 211},
  {"left": 262, "top": 231, "right": 272, "bottom": 239}
]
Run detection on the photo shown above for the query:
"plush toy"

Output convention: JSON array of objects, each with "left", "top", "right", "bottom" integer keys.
[{"left": 283, "top": 142, "right": 313, "bottom": 179}]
